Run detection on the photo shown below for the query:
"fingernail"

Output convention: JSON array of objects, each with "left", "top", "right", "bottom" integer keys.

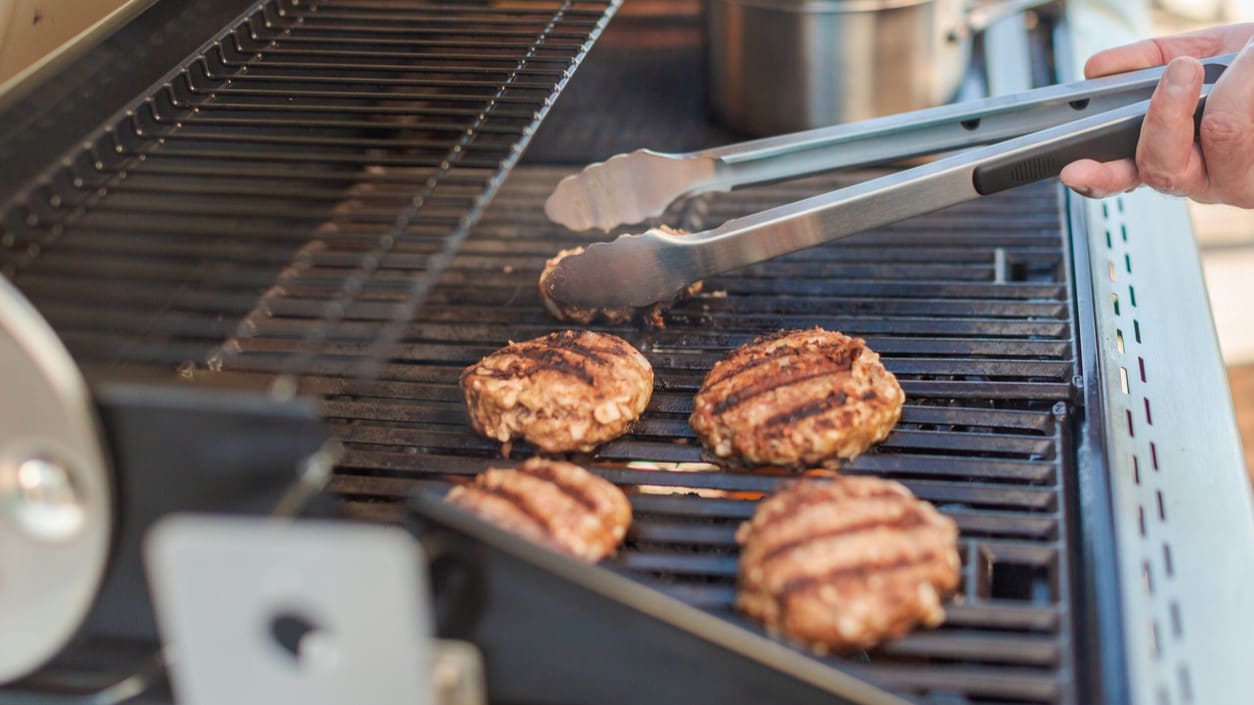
[
  {"left": 1164, "top": 59, "right": 1196, "bottom": 94},
  {"left": 1071, "top": 185, "right": 1096, "bottom": 198}
]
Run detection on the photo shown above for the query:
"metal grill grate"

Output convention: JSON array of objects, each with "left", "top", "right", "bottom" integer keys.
[
  {"left": 0, "top": 0, "right": 619, "bottom": 382},
  {"left": 315, "top": 167, "right": 1082, "bottom": 705},
  {"left": 0, "top": 3, "right": 1089, "bottom": 702}
]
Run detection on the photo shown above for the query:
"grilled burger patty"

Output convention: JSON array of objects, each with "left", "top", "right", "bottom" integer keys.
[
  {"left": 539, "top": 226, "right": 701, "bottom": 327},
  {"left": 447, "top": 458, "right": 632, "bottom": 562},
  {"left": 461, "top": 330, "right": 653, "bottom": 453},
  {"left": 737, "top": 477, "right": 961, "bottom": 653},
  {"left": 690, "top": 328, "right": 903, "bottom": 468}
]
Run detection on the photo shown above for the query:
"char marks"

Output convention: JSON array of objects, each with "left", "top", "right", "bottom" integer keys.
[
  {"left": 736, "top": 477, "right": 961, "bottom": 653},
  {"left": 461, "top": 330, "right": 653, "bottom": 453},
  {"left": 757, "top": 507, "right": 929, "bottom": 566},
  {"left": 703, "top": 335, "right": 857, "bottom": 391},
  {"left": 506, "top": 345, "right": 597, "bottom": 386},
  {"left": 465, "top": 482, "right": 552, "bottom": 531},
  {"left": 517, "top": 458, "right": 601, "bottom": 512},
  {"left": 778, "top": 550, "right": 941, "bottom": 598},
  {"left": 447, "top": 458, "right": 633, "bottom": 563},
  {"left": 709, "top": 367, "right": 852, "bottom": 416},
  {"left": 761, "top": 391, "right": 850, "bottom": 429},
  {"left": 690, "top": 328, "right": 904, "bottom": 468}
]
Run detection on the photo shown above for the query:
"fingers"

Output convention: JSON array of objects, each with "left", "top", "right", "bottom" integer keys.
[
  {"left": 1196, "top": 36, "right": 1254, "bottom": 207},
  {"left": 1084, "top": 23, "right": 1254, "bottom": 77},
  {"left": 1134, "top": 57, "right": 1209, "bottom": 196},
  {"left": 1060, "top": 159, "right": 1140, "bottom": 198}
]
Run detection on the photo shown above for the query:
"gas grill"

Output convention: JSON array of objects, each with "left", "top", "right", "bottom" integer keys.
[{"left": 0, "top": 2, "right": 1251, "bottom": 705}]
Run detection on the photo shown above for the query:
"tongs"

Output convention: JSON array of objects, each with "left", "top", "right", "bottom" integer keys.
[{"left": 543, "top": 54, "right": 1234, "bottom": 310}]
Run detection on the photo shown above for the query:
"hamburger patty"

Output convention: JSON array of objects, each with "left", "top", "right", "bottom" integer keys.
[
  {"left": 539, "top": 226, "right": 701, "bottom": 327},
  {"left": 447, "top": 458, "right": 632, "bottom": 562},
  {"left": 690, "top": 328, "right": 903, "bottom": 468},
  {"left": 461, "top": 330, "right": 653, "bottom": 453},
  {"left": 736, "top": 477, "right": 961, "bottom": 653}
]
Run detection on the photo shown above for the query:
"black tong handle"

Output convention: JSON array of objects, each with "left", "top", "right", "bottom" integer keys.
[{"left": 972, "top": 95, "right": 1208, "bottom": 195}]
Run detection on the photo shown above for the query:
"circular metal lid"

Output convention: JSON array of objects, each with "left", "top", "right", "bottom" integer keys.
[{"left": 0, "top": 275, "right": 112, "bottom": 682}]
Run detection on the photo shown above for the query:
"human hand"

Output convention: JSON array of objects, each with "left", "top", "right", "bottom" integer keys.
[{"left": 1059, "top": 23, "right": 1254, "bottom": 207}]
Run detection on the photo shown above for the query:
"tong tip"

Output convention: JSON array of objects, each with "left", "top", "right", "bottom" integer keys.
[
  {"left": 543, "top": 229, "right": 692, "bottom": 309},
  {"left": 543, "top": 149, "right": 715, "bottom": 232}
]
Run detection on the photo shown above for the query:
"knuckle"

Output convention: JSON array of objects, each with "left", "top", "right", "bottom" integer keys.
[
  {"left": 1135, "top": 161, "right": 1184, "bottom": 194},
  {"left": 1199, "top": 111, "right": 1248, "bottom": 147}
]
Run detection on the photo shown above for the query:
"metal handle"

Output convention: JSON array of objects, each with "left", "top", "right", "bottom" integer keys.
[
  {"left": 695, "top": 53, "right": 1232, "bottom": 191},
  {"left": 973, "top": 95, "right": 1206, "bottom": 194},
  {"left": 544, "top": 54, "right": 1232, "bottom": 233},
  {"left": 691, "top": 91, "right": 1212, "bottom": 277}
]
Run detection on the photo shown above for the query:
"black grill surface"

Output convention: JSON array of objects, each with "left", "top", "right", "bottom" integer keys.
[{"left": 319, "top": 167, "right": 1082, "bottom": 705}]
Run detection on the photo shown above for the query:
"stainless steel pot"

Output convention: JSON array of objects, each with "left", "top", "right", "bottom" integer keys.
[{"left": 706, "top": 0, "right": 1051, "bottom": 135}]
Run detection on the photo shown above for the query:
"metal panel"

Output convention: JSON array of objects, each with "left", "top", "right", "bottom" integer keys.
[
  {"left": 1062, "top": 4, "right": 1254, "bottom": 703},
  {"left": 1080, "top": 193, "right": 1254, "bottom": 705}
]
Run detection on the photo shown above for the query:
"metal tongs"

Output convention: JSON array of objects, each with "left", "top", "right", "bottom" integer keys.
[{"left": 543, "top": 54, "right": 1235, "bottom": 310}]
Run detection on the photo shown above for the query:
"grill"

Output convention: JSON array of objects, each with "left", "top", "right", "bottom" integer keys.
[
  {"left": 0, "top": 2, "right": 1121, "bottom": 705},
  {"left": 0, "top": 0, "right": 617, "bottom": 382},
  {"left": 330, "top": 167, "right": 1083, "bottom": 705}
]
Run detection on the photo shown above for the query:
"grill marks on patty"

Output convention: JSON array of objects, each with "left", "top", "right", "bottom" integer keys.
[
  {"left": 758, "top": 508, "right": 930, "bottom": 566},
  {"left": 703, "top": 335, "right": 859, "bottom": 391},
  {"left": 736, "top": 477, "right": 961, "bottom": 653},
  {"left": 447, "top": 458, "right": 632, "bottom": 563},
  {"left": 690, "top": 328, "right": 904, "bottom": 468},
  {"left": 514, "top": 455, "right": 600, "bottom": 512},
  {"left": 480, "top": 331, "right": 619, "bottom": 385},
  {"left": 461, "top": 331, "right": 654, "bottom": 453}
]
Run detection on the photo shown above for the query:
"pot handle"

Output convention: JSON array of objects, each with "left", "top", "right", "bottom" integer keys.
[{"left": 951, "top": 0, "right": 1056, "bottom": 41}]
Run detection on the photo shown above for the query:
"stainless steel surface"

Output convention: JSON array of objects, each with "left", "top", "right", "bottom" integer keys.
[
  {"left": 0, "top": 274, "right": 112, "bottom": 682},
  {"left": 545, "top": 54, "right": 1234, "bottom": 232},
  {"left": 544, "top": 94, "right": 1178, "bottom": 310},
  {"left": 705, "top": 0, "right": 1051, "bottom": 135},
  {"left": 1081, "top": 189, "right": 1254, "bottom": 705},
  {"left": 6, "top": 457, "right": 87, "bottom": 542},
  {"left": 1059, "top": 9, "right": 1254, "bottom": 703},
  {"left": 145, "top": 515, "right": 438, "bottom": 705}
]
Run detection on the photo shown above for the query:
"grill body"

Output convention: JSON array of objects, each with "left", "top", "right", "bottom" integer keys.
[{"left": 0, "top": 2, "right": 1130, "bottom": 705}]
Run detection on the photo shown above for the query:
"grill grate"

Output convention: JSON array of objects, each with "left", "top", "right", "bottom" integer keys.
[
  {"left": 314, "top": 167, "right": 1083, "bottom": 705},
  {"left": 0, "top": 3, "right": 1088, "bottom": 703},
  {"left": 0, "top": 0, "right": 619, "bottom": 382}
]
